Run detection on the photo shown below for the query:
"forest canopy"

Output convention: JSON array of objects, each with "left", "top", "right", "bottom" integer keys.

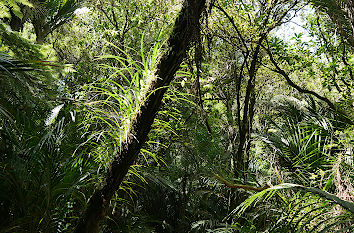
[{"left": 0, "top": 0, "right": 353, "bottom": 232}]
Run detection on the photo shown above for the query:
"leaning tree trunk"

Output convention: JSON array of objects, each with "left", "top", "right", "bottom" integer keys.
[{"left": 74, "top": 0, "right": 206, "bottom": 232}]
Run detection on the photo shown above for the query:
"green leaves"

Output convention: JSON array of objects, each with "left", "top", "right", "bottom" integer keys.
[
  {"left": 79, "top": 33, "right": 165, "bottom": 168},
  {"left": 0, "top": 0, "right": 32, "bottom": 19},
  {"left": 231, "top": 183, "right": 354, "bottom": 232}
]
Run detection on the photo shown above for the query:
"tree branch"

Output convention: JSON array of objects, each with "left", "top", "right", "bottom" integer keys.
[
  {"left": 264, "top": 42, "right": 337, "bottom": 110},
  {"left": 214, "top": 174, "right": 268, "bottom": 192}
]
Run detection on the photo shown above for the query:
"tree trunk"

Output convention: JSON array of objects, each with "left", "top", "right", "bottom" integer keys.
[
  {"left": 235, "top": 37, "right": 264, "bottom": 176},
  {"left": 74, "top": 0, "right": 206, "bottom": 232}
]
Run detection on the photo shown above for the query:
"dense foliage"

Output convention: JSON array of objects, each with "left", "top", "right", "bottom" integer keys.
[{"left": 0, "top": 0, "right": 353, "bottom": 232}]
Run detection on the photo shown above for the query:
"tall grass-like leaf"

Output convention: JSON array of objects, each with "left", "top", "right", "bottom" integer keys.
[{"left": 232, "top": 183, "right": 353, "bottom": 232}]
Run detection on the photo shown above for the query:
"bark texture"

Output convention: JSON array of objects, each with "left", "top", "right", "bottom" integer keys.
[{"left": 74, "top": 1, "right": 206, "bottom": 232}]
